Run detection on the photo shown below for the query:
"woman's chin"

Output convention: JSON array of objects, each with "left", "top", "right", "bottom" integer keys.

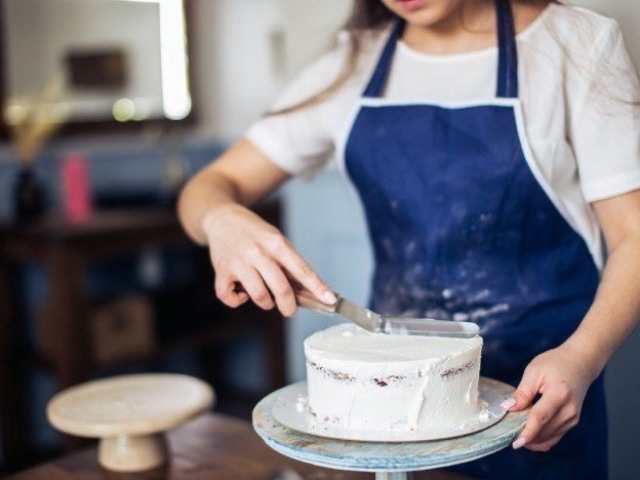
[{"left": 383, "top": 0, "right": 466, "bottom": 28}]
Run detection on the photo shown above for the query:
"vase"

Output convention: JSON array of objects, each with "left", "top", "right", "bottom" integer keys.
[{"left": 13, "top": 166, "right": 46, "bottom": 222}]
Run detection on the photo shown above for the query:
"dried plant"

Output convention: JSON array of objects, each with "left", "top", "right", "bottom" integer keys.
[{"left": 4, "top": 77, "right": 68, "bottom": 168}]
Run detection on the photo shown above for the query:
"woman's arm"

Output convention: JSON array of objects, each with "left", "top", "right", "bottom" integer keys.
[
  {"left": 567, "top": 189, "right": 640, "bottom": 376},
  {"left": 178, "top": 139, "right": 289, "bottom": 243},
  {"left": 504, "top": 189, "right": 640, "bottom": 451},
  {"left": 177, "top": 138, "right": 336, "bottom": 317}
]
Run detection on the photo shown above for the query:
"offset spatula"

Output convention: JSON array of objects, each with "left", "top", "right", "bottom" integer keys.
[{"left": 295, "top": 290, "right": 479, "bottom": 339}]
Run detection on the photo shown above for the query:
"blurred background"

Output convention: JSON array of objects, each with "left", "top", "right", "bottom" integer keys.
[{"left": 0, "top": 0, "right": 638, "bottom": 478}]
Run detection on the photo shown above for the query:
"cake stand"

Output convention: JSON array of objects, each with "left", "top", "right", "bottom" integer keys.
[
  {"left": 47, "top": 373, "right": 214, "bottom": 472},
  {"left": 253, "top": 377, "right": 528, "bottom": 480}
]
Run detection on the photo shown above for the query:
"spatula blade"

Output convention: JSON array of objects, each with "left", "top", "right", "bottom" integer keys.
[
  {"left": 382, "top": 317, "right": 480, "bottom": 338},
  {"left": 334, "top": 297, "right": 382, "bottom": 332}
]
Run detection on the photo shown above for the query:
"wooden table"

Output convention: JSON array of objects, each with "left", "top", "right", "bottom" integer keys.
[
  {"left": 0, "top": 207, "right": 285, "bottom": 470},
  {"left": 7, "top": 413, "right": 477, "bottom": 480}
]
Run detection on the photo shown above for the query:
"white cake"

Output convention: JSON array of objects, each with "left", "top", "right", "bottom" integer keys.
[{"left": 304, "top": 323, "right": 483, "bottom": 432}]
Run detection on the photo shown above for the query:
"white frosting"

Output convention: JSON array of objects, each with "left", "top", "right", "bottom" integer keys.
[{"left": 304, "top": 323, "right": 483, "bottom": 432}]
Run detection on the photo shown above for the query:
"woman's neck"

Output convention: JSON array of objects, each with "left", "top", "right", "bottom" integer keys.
[
  {"left": 402, "top": 0, "right": 495, "bottom": 55},
  {"left": 402, "top": 0, "right": 547, "bottom": 56}
]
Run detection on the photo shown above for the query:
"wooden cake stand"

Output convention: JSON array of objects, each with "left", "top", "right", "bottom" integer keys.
[
  {"left": 47, "top": 373, "right": 214, "bottom": 472},
  {"left": 253, "top": 378, "right": 529, "bottom": 480}
]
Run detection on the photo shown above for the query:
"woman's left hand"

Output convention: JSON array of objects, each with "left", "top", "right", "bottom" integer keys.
[{"left": 501, "top": 343, "right": 602, "bottom": 452}]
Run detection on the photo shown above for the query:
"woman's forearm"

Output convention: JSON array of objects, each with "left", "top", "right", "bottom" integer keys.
[
  {"left": 564, "top": 232, "right": 640, "bottom": 375},
  {"left": 177, "top": 170, "right": 241, "bottom": 245},
  {"left": 177, "top": 139, "right": 291, "bottom": 246}
]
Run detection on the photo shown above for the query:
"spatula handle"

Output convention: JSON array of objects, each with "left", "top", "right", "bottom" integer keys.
[
  {"left": 294, "top": 288, "right": 338, "bottom": 316},
  {"left": 233, "top": 282, "right": 338, "bottom": 316}
]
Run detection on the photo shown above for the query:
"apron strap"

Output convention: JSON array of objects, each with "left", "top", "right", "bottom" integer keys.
[
  {"left": 362, "top": 0, "right": 519, "bottom": 99},
  {"left": 496, "top": 0, "right": 519, "bottom": 98},
  {"left": 363, "top": 20, "right": 405, "bottom": 98}
]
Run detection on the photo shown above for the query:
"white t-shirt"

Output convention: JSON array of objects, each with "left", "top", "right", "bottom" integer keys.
[{"left": 247, "top": 4, "right": 640, "bottom": 269}]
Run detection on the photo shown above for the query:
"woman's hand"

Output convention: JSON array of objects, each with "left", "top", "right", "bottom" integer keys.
[
  {"left": 501, "top": 343, "right": 603, "bottom": 452},
  {"left": 202, "top": 203, "right": 337, "bottom": 317}
]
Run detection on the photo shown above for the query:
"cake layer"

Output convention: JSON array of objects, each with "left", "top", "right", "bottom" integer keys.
[{"left": 304, "top": 323, "right": 482, "bottom": 432}]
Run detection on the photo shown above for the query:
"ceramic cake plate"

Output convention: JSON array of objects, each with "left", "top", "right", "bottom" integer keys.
[{"left": 253, "top": 376, "right": 529, "bottom": 472}]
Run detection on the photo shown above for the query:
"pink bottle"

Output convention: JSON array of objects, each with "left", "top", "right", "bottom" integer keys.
[{"left": 61, "top": 153, "right": 93, "bottom": 223}]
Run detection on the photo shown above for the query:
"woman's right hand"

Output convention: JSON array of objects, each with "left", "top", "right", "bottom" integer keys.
[{"left": 202, "top": 203, "right": 337, "bottom": 317}]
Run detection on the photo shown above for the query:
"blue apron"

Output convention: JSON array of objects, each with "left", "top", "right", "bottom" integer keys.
[{"left": 342, "top": 0, "right": 607, "bottom": 478}]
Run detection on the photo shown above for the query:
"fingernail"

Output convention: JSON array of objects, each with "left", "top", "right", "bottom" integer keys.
[
  {"left": 500, "top": 398, "right": 517, "bottom": 410},
  {"left": 323, "top": 291, "right": 338, "bottom": 304},
  {"left": 512, "top": 436, "right": 526, "bottom": 449}
]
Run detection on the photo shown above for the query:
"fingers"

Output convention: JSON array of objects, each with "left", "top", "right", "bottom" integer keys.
[
  {"left": 526, "top": 436, "right": 563, "bottom": 452},
  {"left": 501, "top": 366, "right": 540, "bottom": 412},
  {"left": 269, "top": 235, "right": 337, "bottom": 305},
  {"left": 214, "top": 255, "right": 306, "bottom": 317},
  {"left": 253, "top": 256, "right": 298, "bottom": 317},
  {"left": 502, "top": 365, "right": 553, "bottom": 451},
  {"left": 209, "top": 219, "right": 334, "bottom": 314},
  {"left": 525, "top": 402, "right": 581, "bottom": 451},
  {"left": 215, "top": 264, "right": 275, "bottom": 310},
  {"left": 215, "top": 274, "right": 249, "bottom": 308},
  {"left": 513, "top": 387, "right": 567, "bottom": 450},
  {"left": 234, "top": 264, "right": 275, "bottom": 311}
]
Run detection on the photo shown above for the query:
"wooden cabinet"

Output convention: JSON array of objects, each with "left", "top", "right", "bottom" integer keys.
[{"left": 0, "top": 205, "right": 286, "bottom": 471}]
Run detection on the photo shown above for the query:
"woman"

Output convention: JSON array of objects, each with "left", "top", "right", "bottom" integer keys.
[{"left": 178, "top": 0, "right": 640, "bottom": 478}]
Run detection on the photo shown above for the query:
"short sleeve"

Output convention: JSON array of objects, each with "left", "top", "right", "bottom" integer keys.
[
  {"left": 569, "top": 20, "right": 640, "bottom": 202},
  {"left": 246, "top": 40, "right": 352, "bottom": 178}
]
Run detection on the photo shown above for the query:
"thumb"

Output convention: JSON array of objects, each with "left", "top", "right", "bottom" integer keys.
[{"left": 501, "top": 367, "right": 540, "bottom": 411}]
